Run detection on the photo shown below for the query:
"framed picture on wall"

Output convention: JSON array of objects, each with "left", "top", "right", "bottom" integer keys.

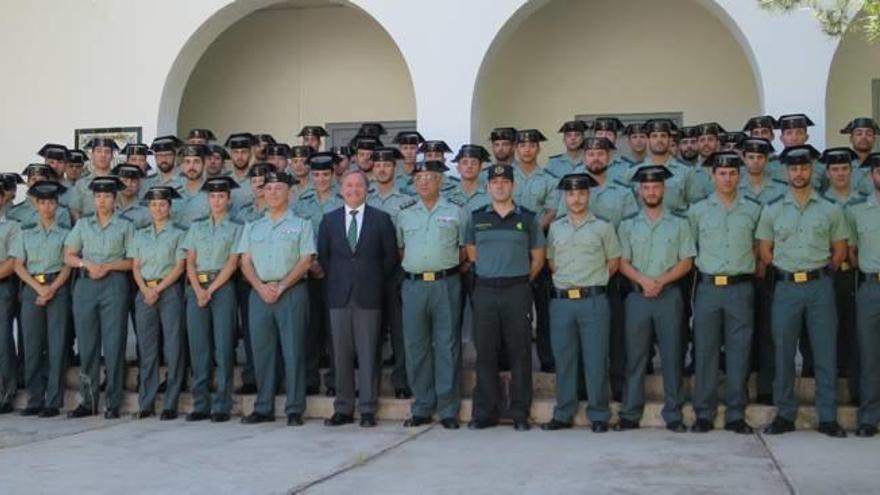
[{"left": 73, "top": 126, "right": 142, "bottom": 152}]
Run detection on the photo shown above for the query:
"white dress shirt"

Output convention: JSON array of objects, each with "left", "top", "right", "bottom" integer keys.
[{"left": 344, "top": 203, "right": 365, "bottom": 242}]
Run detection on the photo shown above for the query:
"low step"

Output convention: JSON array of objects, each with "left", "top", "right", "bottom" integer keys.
[
  {"left": 62, "top": 366, "right": 856, "bottom": 404},
  {"left": 10, "top": 390, "right": 858, "bottom": 431}
]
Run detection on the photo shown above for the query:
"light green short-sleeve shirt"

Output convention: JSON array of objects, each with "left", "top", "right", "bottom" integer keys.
[
  {"left": 547, "top": 213, "right": 621, "bottom": 288},
  {"left": 236, "top": 210, "right": 316, "bottom": 281},
  {"left": 618, "top": 209, "right": 696, "bottom": 277},
  {"left": 396, "top": 197, "right": 467, "bottom": 273}
]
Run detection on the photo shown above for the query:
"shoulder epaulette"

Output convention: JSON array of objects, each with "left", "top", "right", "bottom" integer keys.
[
  {"left": 192, "top": 216, "right": 209, "bottom": 223},
  {"left": 689, "top": 197, "right": 707, "bottom": 208},
  {"left": 743, "top": 195, "right": 762, "bottom": 205},
  {"left": 447, "top": 196, "right": 464, "bottom": 207},
  {"left": 543, "top": 169, "right": 559, "bottom": 179},
  {"left": 400, "top": 199, "right": 418, "bottom": 210},
  {"left": 172, "top": 222, "right": 187, "bottom": 231},
  {"left": 299, "top": 191, "right": 316, "bottom": 200},
  {"left": 9, "top": 202, "right": 26, "bottom": 210},
  {"left": 670, "top": 209, "right": 688, "bottom": 219},
  {"left": 820, "top": 193, "right": 837, "bottom": 204},
  {"left": 117, "top": 214, "right": 134, "bottom": 223},
  {"left": 446, "top": 175, "right": 460, "bottom": 183},
  {"left": 771, "top": 178, "right": 788, "bottom": 186},
  {"left": 136, "top": 225, "right": 151, "bottom": 232},
  {"left": 845, "top": 196, "right": 867, "bottom": 207},
  {"left": 228, "top": 218, "right": 244, "bottom": 226},
  {"left": 367, "top": 187, "right": 376, "bottom": 195},
  {"left": 21, "top": 223, "right": 36, "bottom": 230},
  {"left": 612, "top": 179, "right": 630, "bottom": 189},
  {"left": 594, "top": 214, "right": 611, "bottom": 224},
  {"left": 548, "top": 154, "right": 562, "bottom": 159},
  {"left": 620, "top": 156, "right": 635, "bottom": 165},
  {"left": 81, "top": 212, "right": 95, "bottom": 219},
  {"left": 767, "top": 194, "right": 784, "bottom": 206},
  {"left": 621, "top": 212, "right": 639, "bottom": 222}
]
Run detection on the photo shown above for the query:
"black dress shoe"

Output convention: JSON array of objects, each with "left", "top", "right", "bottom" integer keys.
[
  {"left": 540, "top": 419, "right": 573, "bottom": 431},
  {"left": 325, "top": 387, "right": 336, "bottom": 397},
  {"left": 305, "top": 386, "right": 320, "bottom": 395},
  {"left": 763, "top": 417, "right": 795, "bottom": 435},
  {"left": 539, "top": 364, "right": 556, "bottom": 373},
  {"left": 38, "top": 407, "right": 60, "bottom": 418},
  {"left": 591, "top": 421, "right": 609, "bottom": 433},
  {"left": 237, "top": 383, "right": 258, "bottom": 394},
  {"left": 467, "top": 418, "right": 498, "bottom": 430},
  {"left": 20, "top": 407, "right": 42, "bottom": 416},
  {"left": 287, "top": 413, "right": 304, "bottom": 426},
  {"left": 403, "top": 415, "right": 432, "bottom": 427},
  {"left": 211, "top": 413, "right": 230, "bottom": 423},
  {"left": 160, "top": 410, "right": 178, "bottom": 421},
  {"left": 104, "top": 408, "right": 120, "bottom": 419},
  {"left": 360, "top": 413, "right": 377, "bottom": 427},
  {"left": 324, "top": 413, "right": 354, "bottom": 426},
  {"left": 613, "top": 418, "right": 640, "bottom": 431},
  {"left": 690, "top": 419, "right": 713, "bottom": 433},
  {"left": 724, "top": 419, "right": 754, "bottom": 434},
  {"left": 0, "top": 402, "right": 13, "bottom": 414},
  {"left": 186, "top": 411, "right": 211, "bottom": 422},
  {"left": 513, "top": 419, "right": 531, "bottom": 431},
  {"left": 818, "top": 421, "right": 847, "bottom": 438},
  {"left": 67, "top": 405, "right": 96, "bottom": 418},
  {"left": 394, "top": 388, "right": 413, "bottom": 399},
  {"left": 136, "top": 410, "right": 155, "bottom": 419},
  {"left": 666, "top": 421, "right": 687, "bottom": 433},
  {"left": 241, "top": 412, "right": 274, "bottom": 424},
  {"left": 441, "top": 418, "right": 459, "bottom": 429},
  {"left": 855, "top": 424, "right": 877, "bottom": 438},
  {"left": 755, "top": 394, "right": 774, "bottom": 405}
]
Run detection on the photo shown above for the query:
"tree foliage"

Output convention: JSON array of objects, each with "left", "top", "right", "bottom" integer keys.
[{"left": 758, "top": 0, "right": 880, "bottom": 41}]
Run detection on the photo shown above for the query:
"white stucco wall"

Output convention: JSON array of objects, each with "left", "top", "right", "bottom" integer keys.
[{"left": 0, "top": 0, "right": 849, "bottom": 172}]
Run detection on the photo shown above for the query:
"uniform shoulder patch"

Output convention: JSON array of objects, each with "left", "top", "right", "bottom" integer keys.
[
  {"left": 20, "top": 223, "right": 36, "bottom": 230},
  {"left": 446, "top": 196, "right": 464, "bottom": 207},
  {"left": 767, "top": 194, "right": 784, "bottom": 206},
  {"left": 400, "top": 199, "right": 418, "bottom": 210}
]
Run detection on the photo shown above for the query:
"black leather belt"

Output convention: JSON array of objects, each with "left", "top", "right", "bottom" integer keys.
[
  {"left": 698, "top": 273, "right": 754, "bottom": 287},
  {"left": 774, "top": 267, "right": 829, "bottom": 283},
  {"left": 475, "top": 275, "right": 530, "bottom": 288},
  {"left": 32, "top": 272, "right": 60, "bottom": 285},
  {"left": 860, "top": 272, "right": 880, "bottom": 284},
  {"left": 551, "top": 286, "right": 606, "bottom": 299},
  {"left": 404, "top": 266, "right": 459, "bottom": 282}
]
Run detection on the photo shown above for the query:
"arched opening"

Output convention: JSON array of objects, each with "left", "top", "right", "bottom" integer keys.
[
  {"left": 159, "top": 0, "right": 416, "bottom": 144},
  {"left": 825, "top": 12, "right": 880, "bottom": 148},
  {"left": 471, "top": 0, "right": 763, "bottom": 155}
]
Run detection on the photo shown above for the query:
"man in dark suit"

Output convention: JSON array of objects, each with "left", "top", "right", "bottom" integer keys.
[{"left": 318, "top": 169, "right": 398, "bottom": 427}]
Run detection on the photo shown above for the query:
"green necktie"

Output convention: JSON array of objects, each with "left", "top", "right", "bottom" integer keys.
[{"left": 347, "top": 209, "right": 359, "bottom": 251}]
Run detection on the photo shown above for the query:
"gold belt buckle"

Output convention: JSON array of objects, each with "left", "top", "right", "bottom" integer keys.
[
  {"left": 146, "top": 280, "right": 159, "bottom": 288},
  {"left": 841, "top": 262, "right": 851, "bottom": 272},
  {"left": 794, "top": 272, "right": 808, "bottom": 283},
  {"left": 34, "top": 274, "right": 46, "bottom": 284},
  {"left": 197, "top": 273, "right": 209, "bottom": 284},
  {"left": 422, "top": 272, "right": 436, "bottom": 282},
  {"left": 714, "top": 275, "right": 728, "bottom": 287},
  {"left": 567, "top": 289, "right": 582, "bottom": 299}
]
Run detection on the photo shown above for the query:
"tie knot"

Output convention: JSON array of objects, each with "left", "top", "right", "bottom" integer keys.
[{"left": 350, "top": 210, "right": 358, "bottom": 216}]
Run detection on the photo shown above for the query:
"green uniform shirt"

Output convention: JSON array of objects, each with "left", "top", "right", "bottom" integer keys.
[
  {"left": 545, "top": 153, "right": 583, "bottom": 179},
  {"left": 142, "top": 173, "right": 185, "bottom": 194},
  {"left": 69, "top": 173, "right": 109, "bottom": 217},
  {"left": 64, "top": 213, "right": 133, "bottom": 263},
  {"left": 687, "top": 193, "right": 762, "bottom": 275},
  {"left": 618, "top": 209, "right": 696, "bottom": 277},
  {"left": 173, "top": 184, "right": 209, "bottom": 229},
  {"left": 755, "top": 190, "right": 849, "bottom": 272},
  {"left": 465, "top": 204, "right": 545, "bottom": 278},
  {"left": 368, "top": 186, "right": 415, "bottom": 227},
  {"left": 845, "top": 193, "right": 880, "bottom": 273},
  {"left": 8, "top": 200, "right": 72, "bottom": 229},
  {"left": 236, "top": 210, "right": 316, "bottom": 281},
  {"left": 180, "top": 215, "right": 243, "bottom": 272},
  {"left": 547, "top": 213, "right": 621, "bottom": 288},
  {"left": 738, "top": 173, "right": 787, "bottom": 204},
  {"left": 10, "top": 220, "right": 67, "bottom": 274},
  {"left": 442, "top": 182, "right": 490, "bottom": 213},
  {"left": 127, "top": 223, "right": 186, "bottom": 280},
  {"left": 117, "top": 200, "right": 152, "bottom": 229},
  {"left": 230, "top": 171, "right": 253, "bottom": 214},
  {"left": 234, "top": 201, "right": 267, "bottom": 224},
  {"left": 554, "top": 174, "right": 638, "bottom": 228},
  {"left": 512, "top": 164, "right": 559, "bottom": 215},
  {"left": 397, "top": 197, "right": 467, "bottom": 273},
  {"left": 605, "top": 155, "right": 635, "bottom": 183},
  {"left": 292, "top": 190, "right": 344, "bottom": 237},
  {"left": 852, "top": 160, "right": 873, "bottom": 195},
  {"left": 0, "top": 218, "right": 21, "bottom": 263},
  {"left": 692, "top": 166, "right": 714, "bottom": 201}
]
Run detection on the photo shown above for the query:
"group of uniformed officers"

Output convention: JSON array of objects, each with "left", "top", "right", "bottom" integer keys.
[{"left": 0, "top": 113, "right": 878, "bottom": 438}]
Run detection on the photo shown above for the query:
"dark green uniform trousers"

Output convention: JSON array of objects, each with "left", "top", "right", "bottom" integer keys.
[
  {"left": 693, "top": 280, "right": 753, "bottom": 422},
  {"left": 385, "top": 269, "right": 408, "bottom": 392},
  {"left": 306, "top": 277, "right": 333, "bottom": 391},
  {"left": 72, "top": 272, "right": 131, "bottom": 411},
  {"left": 187, "top": 282, "right": 237, "bottom": 415},
  {"left": 249, "top": 282, "right": 309, "bottom": 416},
  {"left": 0, "top": 279, "right": 16, "bottom": 405},
  {"left": 549, "top": 293, "right": 611, "bottom": 423},
  {"left": 608, "top": 273, "right": 627, "bottom": 398},
  {"left": 834, "top": 268, "right": 859, "bottom": 402},
  {"left": 856, "top": 278, "right": 880, "bottom": 426},
  {"left": 621, "top": 288, "right": 684, "bottom": 424},
  {"left": 472, "top": 281, "right": 533, "bottom": 421},
  {"left": 754, "top": 275, "right": 775, "bottom": 398},
  {"left": 401, "top": 274, "right": 462, "bottom": 419},
  {"left": 772, "top": 276, "right": 838, "bottom": 423},
  {"left": 532, "top": 267, "right": 554, "bottom": 370},
  {"left": 135, "top": 284, "right": 185, "bottom": 412},
  {"left": 235, "top": 275, "right": 256, "bottom": 388},
  {"left": 21, "top": 282, "right": 70, "bottom": 409}
]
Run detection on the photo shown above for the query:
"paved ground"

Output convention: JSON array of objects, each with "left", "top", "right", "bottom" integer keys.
[{"left": 1, "top": 415, "right": 877, "bottom": 494}]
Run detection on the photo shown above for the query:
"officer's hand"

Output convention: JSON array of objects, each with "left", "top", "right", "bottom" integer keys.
[
  {"left": 144, "top": 288, "right": 159, "bottom": 306},
  {"left": 257, "top": 283, "right": 278, "bottom": 304},
  {"left": 196, "top": 287, "right": 211, "bottom": 307},
  {"left": 35, "top": 284, "right": 51, "bottom": 299},
  {"left": 459, "top": 261, "right": 471, "bottom": 273},
  {"left": 89, "top": 263, "right": 109, "bottom": 279},
  {"left": 309, "top": 261, "right": 324, "bottom": 279},
  {"left": 43, "top": 286, "right": 57, "bottom": 301},
  {"left": 35, "top": 296, "right": 48, "bottom": 307}
]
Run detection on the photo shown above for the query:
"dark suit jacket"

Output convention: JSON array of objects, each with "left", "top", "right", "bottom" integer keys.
[{"left": 317, "top": 204, "right": 398, "bottom": 309}]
